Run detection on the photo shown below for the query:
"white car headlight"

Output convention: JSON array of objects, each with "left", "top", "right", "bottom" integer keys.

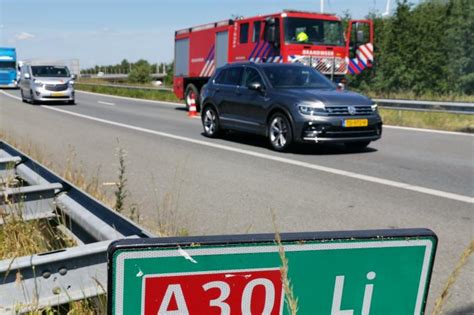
[
  {"left": 33, "top": 79, "right": 44, "bottom": 88},
  {"left": 371, "top": 104, "right": 378, "bottom": 112},
  {"left": 297, "top": 101, "right": 326, "bottom": 116}
]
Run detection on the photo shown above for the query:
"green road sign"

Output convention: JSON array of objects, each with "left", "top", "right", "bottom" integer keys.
[{"left": 108, "top": 229, "right": 437, "bottom": 315}]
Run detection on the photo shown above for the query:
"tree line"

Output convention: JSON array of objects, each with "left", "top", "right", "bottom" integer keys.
[
  {"left": 81, "top": 59, "right": 174, "bottom": 85},
  {"left": 349, "top": 0, "right": 473, "bottom": 96}
]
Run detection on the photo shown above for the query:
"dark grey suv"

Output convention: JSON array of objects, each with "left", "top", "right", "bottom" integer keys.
[{"left": 200, "top": 63, "right": 382, "bottom": 151}]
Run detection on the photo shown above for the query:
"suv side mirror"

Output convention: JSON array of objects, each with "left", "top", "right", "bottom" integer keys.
[
  {"left": 71, "top": 74, "right": 77, "bottom": 80},
  {"left": 24, "top": 73, "right": 31, "bottom": 80},
  {"left": 248, "top": 82, "right": 264, "bottom": 92}
]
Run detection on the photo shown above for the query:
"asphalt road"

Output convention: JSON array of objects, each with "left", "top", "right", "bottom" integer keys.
[{"left": 1, "top": 89, "right": 473, "bottom": 313}]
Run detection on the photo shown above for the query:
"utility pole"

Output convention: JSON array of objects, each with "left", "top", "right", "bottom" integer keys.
[{"left": 320, "top": 0, "right": 324, "bottom": 13}]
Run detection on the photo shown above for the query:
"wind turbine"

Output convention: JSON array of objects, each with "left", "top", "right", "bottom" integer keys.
[
  {"left": 382, "top": 0, "right": 391, "bottom": 16},
  {"left": 320, "top": 0, "right": 331, "bottom": 13}
]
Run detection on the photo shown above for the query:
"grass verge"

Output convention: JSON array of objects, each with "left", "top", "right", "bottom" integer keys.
[
  {"left": 379, "top": 108, "right": 474, "bottom": 133},
  {"left": 76, "top": 83, "right": 180, "bottom": 103}
]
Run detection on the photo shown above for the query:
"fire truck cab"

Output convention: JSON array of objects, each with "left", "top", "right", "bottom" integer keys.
[{"left": 174, "top": 10, "right": 373, "bottom": 110}]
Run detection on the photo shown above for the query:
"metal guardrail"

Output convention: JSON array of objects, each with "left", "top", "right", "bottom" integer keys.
[
  {"left": 76, "top": 83, "right": 473, "bottom": 114},
  {"left": 0, "top": 141, "right": 153, "bottom": 313},
  {"left": 373, "top": 98, "right": 474, "bottom": 115},
  {"left": 77, "top": 82, "right": 173, "bottom": 92},
  {"left": 80, "top": 73, "right": 166, "bottom": 80}
]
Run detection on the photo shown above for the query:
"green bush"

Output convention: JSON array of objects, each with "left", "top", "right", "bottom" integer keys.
[{"left": 128, "top": 60, "right": 152, "bottom": 84}]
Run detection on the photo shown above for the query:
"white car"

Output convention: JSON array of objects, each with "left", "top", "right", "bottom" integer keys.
[{"left": 19, "top": 64, "right": 75, "bottom": 105}]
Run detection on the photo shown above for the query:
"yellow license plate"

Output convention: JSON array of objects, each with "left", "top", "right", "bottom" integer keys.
[
  {"left": 51, "top": 92, "right": 65, "bottom": 97},
  {"left": 344, "top": 119, "right": 368, "bottom": 127}
]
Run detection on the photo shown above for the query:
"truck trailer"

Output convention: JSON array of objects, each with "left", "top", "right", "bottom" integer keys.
[
  {"left": 0, "top": 47, "right": 18, "bottom": 88},
  {"left": 174, "top": 10, "right": 374, "bottom": 110}
]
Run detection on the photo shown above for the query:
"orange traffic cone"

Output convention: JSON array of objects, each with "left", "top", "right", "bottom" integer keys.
[{"left": 187, "top": 97, "right": 198, "bottom": 117}]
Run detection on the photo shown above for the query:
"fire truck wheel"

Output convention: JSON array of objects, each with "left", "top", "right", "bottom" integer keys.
[
  {"left": 185, "top": 84, "right": 200, "bottom": 112},
  {"left": 202, "top": 106, "right": 220, "bottom": 138}
]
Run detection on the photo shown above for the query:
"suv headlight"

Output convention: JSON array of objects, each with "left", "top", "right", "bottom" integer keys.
[
  {"left": 371, "top": 104, "right": 378, "bottom": 112},
  {"left": 297, "top": 101, "right": 326, "bottom": 116}
]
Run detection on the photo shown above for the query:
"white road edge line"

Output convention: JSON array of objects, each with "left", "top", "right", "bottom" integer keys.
[
  {"left": 76, "top": 89, "right": 472, "bottom": 137},
  {"left": 2, "top": 91, "right": 21, "bottom": 101},
  {"left": 384, "top": 125, "right": 473, "bottom": 137},
  {"left": 2, "top": 90, "right": 473, "bottom": 204},
  {"left": 98, "top": 100, "right": 115, "bottom": 106}
]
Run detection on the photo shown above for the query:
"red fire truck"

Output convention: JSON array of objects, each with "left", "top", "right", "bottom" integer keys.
[{"left": 173, "top": 10, "right": 374, "bottom": 109}]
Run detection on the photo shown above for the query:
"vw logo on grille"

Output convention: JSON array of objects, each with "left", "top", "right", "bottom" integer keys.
[{"left": 348, "top": 106, "right": 357, "bottom": 115}]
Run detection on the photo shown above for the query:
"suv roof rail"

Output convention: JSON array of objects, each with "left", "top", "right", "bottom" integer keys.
[{"left": 230, "top": 60, "right": 256, "bottom": 65}]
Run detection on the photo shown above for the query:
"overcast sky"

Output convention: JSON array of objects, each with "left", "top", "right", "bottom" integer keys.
[{"left": 0, "top": 0, "right": 421, "bottom": 68}]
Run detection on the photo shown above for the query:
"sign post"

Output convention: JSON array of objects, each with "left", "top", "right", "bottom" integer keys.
[{"left": 108, "top": 229, "right": 436, "bottom": 314}]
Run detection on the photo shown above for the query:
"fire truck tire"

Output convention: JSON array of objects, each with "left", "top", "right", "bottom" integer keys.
[{"left": 185, "top": 84, "right": 201, "bottom": 112}]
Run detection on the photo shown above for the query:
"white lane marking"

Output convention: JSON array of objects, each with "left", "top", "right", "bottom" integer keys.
[
  {"left": 98, "top": 100, "right": 115, "bottom": 106},
  {"left": 46, "top": 90, "right": 474, "bottom": 137},
  {"left": 75, "top": 91, "right": 474, "bottom": 137},
  {"left": 2, "top": 90, "right": 473, "bottom": 203},
  {"left": 1, "top": 91, "right": 21, "bottom": 101},
  {"left": 76, "top": 89, "right": 182, "bottom": 107},
  {"left": 384, "top": 125, "right": 473, "bottom": 137}
]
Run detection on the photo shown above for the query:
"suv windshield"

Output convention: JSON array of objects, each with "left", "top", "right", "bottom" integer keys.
[
  {"left": 263, "top": 65, "right": 335, "bottom": 89},
  {"left": 284, "top": 18, "right": 344, "bottom": 46},
  {"left": 31, "top": 66, "right": 70, "bottom": 77}
]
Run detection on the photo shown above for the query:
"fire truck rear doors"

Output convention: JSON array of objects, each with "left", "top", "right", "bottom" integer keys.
[
  {"left": 175, "top": 38, "right": 190, "bottom": 77},
  {"left": 215, "top": 31, "right": 229, "bottom": 70}
]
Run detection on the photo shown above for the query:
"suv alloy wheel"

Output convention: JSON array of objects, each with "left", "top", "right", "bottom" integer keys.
[{"left": 268, "top": 113, "right": 293, "bottom": 151}]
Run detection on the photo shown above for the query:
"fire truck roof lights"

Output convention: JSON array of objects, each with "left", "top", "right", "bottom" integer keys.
[{"left": 283, "top": 9, "right": 337, "bottom": 17}]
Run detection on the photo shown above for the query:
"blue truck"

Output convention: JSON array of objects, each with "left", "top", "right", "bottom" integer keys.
[{"left": 0, "top": 47, "right": 18, "bottom": 88}]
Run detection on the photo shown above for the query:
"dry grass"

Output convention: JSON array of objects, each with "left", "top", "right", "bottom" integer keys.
[
  {"left": 152, "top": 158, "right": 189, "bottom": 237},
  {"left": 432, "top": 240, "right": 474, "bottom": 315},
  {"left": 113, "top": 144, "right": 128, "bottom": 213},
  {"left": 272, "top": 212, "right": 298, "bottom": 315},
  {"left": 0, "top": 212, "right": 70, "bottom": 259}
]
